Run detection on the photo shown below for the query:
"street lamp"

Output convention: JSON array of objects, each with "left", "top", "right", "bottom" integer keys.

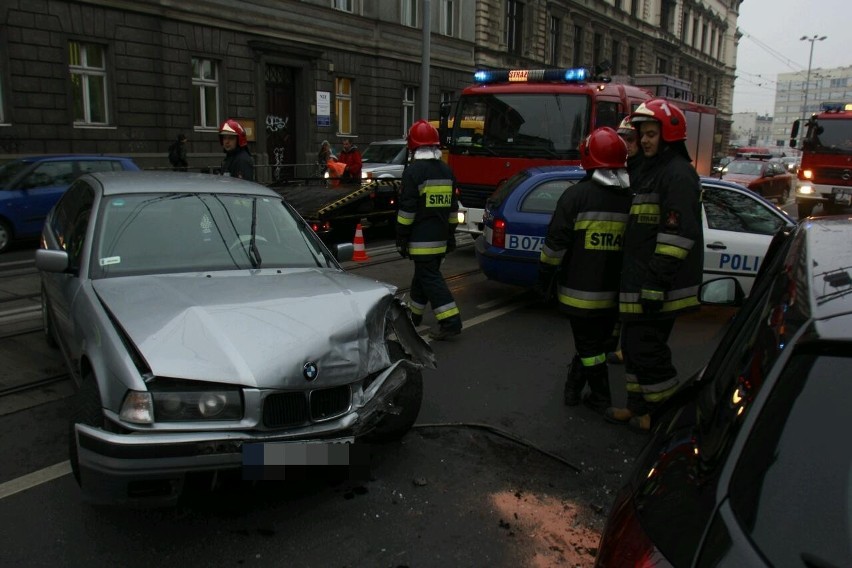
[{"left": 799, "top": 34, "right": 827, "bottom": 131}]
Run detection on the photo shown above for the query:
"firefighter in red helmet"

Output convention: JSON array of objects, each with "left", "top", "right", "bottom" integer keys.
[
  {"left": 218, "top": 119, "right": 255, "bottom": 181},
  {"left": 538, "top": 127, "right": 632, "bottom": 413},
  {"left": 604, "top": 98, "right": 703, "bottom": 432},
  {"left": 396, "top": 119, "right": 462, "bottom": 340}
]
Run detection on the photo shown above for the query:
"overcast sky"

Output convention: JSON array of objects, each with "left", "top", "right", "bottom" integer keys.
[{"left": 732, "top": 0, "right": 850, "bottom": 115}]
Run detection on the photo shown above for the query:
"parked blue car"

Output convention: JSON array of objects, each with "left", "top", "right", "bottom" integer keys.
[
  {"left": 474, "top": 166, "right": 794, "bottom": 296},
  {"left": 0, "top": 155, "right": 140, "bottom": 252}
]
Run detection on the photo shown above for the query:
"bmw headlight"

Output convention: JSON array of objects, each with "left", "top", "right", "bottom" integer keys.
[{"left": 119, "top": 388, "right": 243, "bottom": 423}]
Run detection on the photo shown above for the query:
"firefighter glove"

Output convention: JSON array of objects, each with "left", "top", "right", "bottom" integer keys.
[
  {"left": 640, "top": 288, "right": 665, "bottom": 314},
  {"left": 396, "top": 237, "right": 409, "bottom": 259}
]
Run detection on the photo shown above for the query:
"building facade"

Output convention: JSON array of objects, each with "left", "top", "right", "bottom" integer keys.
[
  {"left": 773, "top": 65, "right": 852, "bottom": 148},
  {"left": 730, "top": 111, "right": 774, "bottom": 149},
  {"left": 0, "top": 0, "right": 740, "bottom": 176}
]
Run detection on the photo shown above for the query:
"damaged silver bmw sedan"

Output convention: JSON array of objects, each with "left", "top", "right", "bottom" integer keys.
[{"left": 36, "top": 171, "right": 434, "bottom": 506}]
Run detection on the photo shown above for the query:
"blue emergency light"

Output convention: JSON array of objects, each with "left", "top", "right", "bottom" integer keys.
[
  {"left": 473, "top": 68, "right": 588, "bottom": 84},
  {"left": 820, "top": 102, "right": 852, "bottom": 112}
]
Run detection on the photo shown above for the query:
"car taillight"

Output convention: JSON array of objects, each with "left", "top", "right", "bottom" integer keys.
[
  {"left": 492, "top": 218, "right": 506, "bottom": 248},
  {"left": 595, "top": 492, "right": 673, "bottom": 568}
]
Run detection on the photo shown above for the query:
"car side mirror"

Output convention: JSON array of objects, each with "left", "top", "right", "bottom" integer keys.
[
  {"left": 35, "top": 249, "right": 70, "bottom": 273},
  {"left": 699, "top": 277, "right": 745, "bottom": 306},
  {"left": 334, "top": 242, "right": 354, "bottom": 263}
]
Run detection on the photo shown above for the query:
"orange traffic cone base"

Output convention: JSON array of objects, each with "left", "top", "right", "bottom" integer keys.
[{"left": 352, "top": 223, "right": 370, "bottom": 262}]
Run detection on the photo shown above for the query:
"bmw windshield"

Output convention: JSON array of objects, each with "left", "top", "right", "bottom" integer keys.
[{"left": 91, "top": 193, "right": 335, "bottom": 278}]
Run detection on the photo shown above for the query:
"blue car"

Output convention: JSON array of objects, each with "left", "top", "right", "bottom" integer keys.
[
  {"left": 475, "top": 167, "right": 795, "bottom": 296},
  {"left": 0, "top": 155, "right": 140, "bottom": 252}
]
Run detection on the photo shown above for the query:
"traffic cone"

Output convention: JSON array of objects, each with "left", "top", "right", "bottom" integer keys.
[{"left": 352, "top": 223, "right": 370, "bottom": 262}]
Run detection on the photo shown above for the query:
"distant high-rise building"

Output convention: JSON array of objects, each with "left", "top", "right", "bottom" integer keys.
[{"left": 774, "top": 65, "right": 852, "bottom": 148}]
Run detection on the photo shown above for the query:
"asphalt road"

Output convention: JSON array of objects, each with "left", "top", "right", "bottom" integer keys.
[{"left": 0, "top": 235, "right": 736, "bottom": 567}]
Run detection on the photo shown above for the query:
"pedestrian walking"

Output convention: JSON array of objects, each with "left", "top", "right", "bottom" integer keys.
[
  {"left": 538, "top": 127, "right": 631, "bottom": 413},
  {"left": 219, "top": 119, "right": 255, "bottom": 181},
  {"left": 168, "top": 133, "right": 188, "bottom": 171},
  {"left": 605, "top": 99, "right": 704, "bottom": 432},
  {"left": 396, "top": 119, "right": 462, "bottom": 340}
]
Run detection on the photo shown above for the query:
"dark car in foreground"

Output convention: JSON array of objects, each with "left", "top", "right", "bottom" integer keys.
[
  {"left": 475, "top": 168, "right": 794, "bottom": 296},
  {"left": 595, "top": 216, "right": 852, "bottom": 567},
  {"left": 37, "top": 171, "right": 434, "bottom": 506},
  {"left": 0, "top": 154, "right": 140, "bottom": 252}
]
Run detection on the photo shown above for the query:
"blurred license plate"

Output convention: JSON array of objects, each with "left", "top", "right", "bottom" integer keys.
[
  {"left": 242, "top": 437, "right": 369, "bottom": 480},
  {"left": 506, "top": 234, "right": 544, "bottom": 252},
  {"left": 832, "top": 188, "right": 851, "bottom": 205}
]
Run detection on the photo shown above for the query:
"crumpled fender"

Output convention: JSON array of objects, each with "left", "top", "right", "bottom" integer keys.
[{"left": 388, "top": 298, "right": 437, "bottom": 370}]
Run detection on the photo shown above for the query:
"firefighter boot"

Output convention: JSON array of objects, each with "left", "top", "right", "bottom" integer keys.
[
  {"left": 563, "top": 354, "right": 585, "bottom": 406},
  {"left": 582, "top": 365, "right": 611, "bottom": 415}
]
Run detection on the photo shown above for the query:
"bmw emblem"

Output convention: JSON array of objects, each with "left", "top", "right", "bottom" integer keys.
[{"left": 303, "top": 362, "right": 319, "bottom": 381}]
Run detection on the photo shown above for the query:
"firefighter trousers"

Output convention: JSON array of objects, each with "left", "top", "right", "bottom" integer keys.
[
  {"left": 567, "top": 315, "right": 617, "bottom": 400},
  {"left": 409, "top": 255, "right": 461, "bottom": 330},
  {"left": 621, "top": 318, "right": 679, "bottom": 412}
]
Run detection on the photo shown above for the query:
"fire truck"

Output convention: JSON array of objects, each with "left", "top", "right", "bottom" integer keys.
[
  {"left": 437, "top": 68, "right": 718, "bottom": 235},
  {"left": 789, "top": 102, "right": 852, "bottom": 218}
]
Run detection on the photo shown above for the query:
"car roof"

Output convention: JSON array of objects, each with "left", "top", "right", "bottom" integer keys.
[
  {"left": 84, "top": 171, "right": 281, "bottom": 198},
  {"left": 522, "top": 165, "right": 585, "bottom": 177},
  {"left": 367, "top": 139, "right": 406, "bottom": 145},
  {"left": 17, "top": 154, "right": 134, "bottom": 163},
  {"left": 797, "top": 217, "right": 852, "bottom": 325}
]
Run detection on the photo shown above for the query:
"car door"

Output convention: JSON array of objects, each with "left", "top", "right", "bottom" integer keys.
[
  {"left": 14, "top": 160, "right": 77, "bottom": 237},
  {"left": 701, "top": 182, "right": 794, "bottom": 296}
]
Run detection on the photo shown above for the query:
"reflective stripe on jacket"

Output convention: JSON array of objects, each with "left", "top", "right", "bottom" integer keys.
[
  {"left": 619, "top": 149, "right": 703, "bottom": 319},
  {"left": 540, "top": 175, "right": 632, "bottom": 316},
  {"left": 396, "top": 159, "right": 458, "bottom": 257}
]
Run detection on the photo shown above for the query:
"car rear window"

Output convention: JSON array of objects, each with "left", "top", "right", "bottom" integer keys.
[
  {"left": 486, "top": 170, "right": 533, "bottom": 209},
  {"left": 520, "top": 179, "right": 576, "bottom": 213},
  {"left": 727, "top": 350, "right": 851, "bottom": 567}
]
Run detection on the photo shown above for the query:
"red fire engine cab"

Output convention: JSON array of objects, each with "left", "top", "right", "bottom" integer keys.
[
  {"left": 790, "top": 102, "right": 852, "bottom": 218},
  {"left": 438, "top": 68, "right": 717, "bottom": 235}
]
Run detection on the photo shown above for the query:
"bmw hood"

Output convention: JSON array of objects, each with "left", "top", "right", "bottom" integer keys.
[{"left": 92, "top": 269, "right": 401, "bottom": 388}]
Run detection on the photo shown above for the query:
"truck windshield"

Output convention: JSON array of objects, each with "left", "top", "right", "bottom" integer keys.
[
  {"left": 808, "top": 118, "right": 852, "bottom": 154},
  {"left": 452, "top": 94, "right": 588, "bottom": 159}
]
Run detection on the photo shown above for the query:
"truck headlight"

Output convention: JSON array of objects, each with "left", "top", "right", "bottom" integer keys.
[
  {"left": 457, "top": 211, "right": 466, "bottom": 224},
  {"left": 797, "top": 184, "right": 814, "bottom": 195}
]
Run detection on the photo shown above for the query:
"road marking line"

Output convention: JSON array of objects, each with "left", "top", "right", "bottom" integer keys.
[
  {"left": 0, "top": 461, "right": 71, "bottom": 500},
  {"left": 0, "top": 298, "right": 532, "bottom": 500}
]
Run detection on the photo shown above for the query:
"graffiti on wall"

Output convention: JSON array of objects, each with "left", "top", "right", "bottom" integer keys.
[{"left": 266, "top": 114, "right": 292, "bottom": 181}]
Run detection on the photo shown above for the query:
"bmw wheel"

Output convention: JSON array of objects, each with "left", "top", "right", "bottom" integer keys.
[
  {"left": 365, "top": 341, "right": 424, "bottom": 442},
  {"left": 68, "top": 373, "right": 106, "bottom": 485}
]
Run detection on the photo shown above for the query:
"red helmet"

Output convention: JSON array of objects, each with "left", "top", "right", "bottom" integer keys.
[
  {"left": 629, "top": 99, "right": 687, "bottom": 142},
  {"left": 219, "top": 119, "right": 248, "bottom": 147},
  {"left": 407, "top": 119, "right": 440, "bottom": 151},
  {"left": 579, "top": 127, "right": 628, "bottom": 170}
]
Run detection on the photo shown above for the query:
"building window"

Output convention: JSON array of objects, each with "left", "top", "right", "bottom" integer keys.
[
  {"left": 659, "top": 0, "right": 673, "bottom": 33},
  {"left": 547, "top": 16, "right": 561, "bottom": 66},
  {"left": 681, "top": 11, "right": 690, "bottom": 40},
  {"left": 332, "top": 0, "right": 353, "bottom": 12},
  {"left": 402, "top": 0, "right": 418, "bottom": 27},
  {"left": 505, "top": 0, "right": 524, "bottom": 55},
  {"left": 336, "top": 77, "right": 353, "bottom": 135},
  {"left": 656, "top": 57, "right": 668, "bottom": 74},
  {"left": 191, "top": 58, "right": 219, "bottom": 129},
  {"left": 692, "top": 18, "right": 700, "bottom": 48},
  {"left": 627, "top": 45, "right": 636, "bottom": 76},
  {"left": 440, "top": 0, "right": 454, "bottom": 36},
  {"left": 69, "top": 41, "right": 108, "bottom": 125},
  {"left": 572, "top": 25, "right": 583, "bottom": 68},
  {"left": 403, "top": 86, "right": 416, "bottom": 135},
  {"left": 611, "top": 39, "right": 620, "bottom": 75},
  {"left": 631, "top": 0, "right": 640, "bottom": 18},
  {"left": 592, "top": 33, "right": 602, "bottom": 72},
  {"left": 701, "top": 23, "right": 708, "bottom": 52}
]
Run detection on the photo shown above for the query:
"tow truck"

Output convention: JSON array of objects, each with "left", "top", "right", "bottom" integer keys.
[
  {"left": 437, "top": 67, "right": 717, "bottom": 235},
  {"left": 790, "top": 102, "right": 852, "bottom": 217}
]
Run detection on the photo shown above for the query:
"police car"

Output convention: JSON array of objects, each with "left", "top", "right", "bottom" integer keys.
[{"left": 474, "top": 166, "right": 796, "bottom": 295}]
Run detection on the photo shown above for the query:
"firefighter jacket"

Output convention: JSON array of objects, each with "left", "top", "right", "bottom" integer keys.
[
  {"left": 619, "top": 148, "right": 704, "bottom": 319},
  {"left": 396, "top": 157, "right": 459, "bottom": 258},
  {"left": 539, "top": 169, "right": 632, "bottom": 317},
  {"left": 221, "top": 147, "right": 255, "bottom": 181}
]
